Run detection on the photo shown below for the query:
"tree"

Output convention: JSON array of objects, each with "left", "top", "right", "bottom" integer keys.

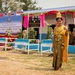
[
  {"left": 1, "top": 0, "right": 41, "bottom": 12},
  {"left": 0, "top": 0, "right": 2, "bottom": 12},
  {"left": 20, "top": 0, "right": 41, "bottom": 11},
  {"left": 1, "top": 0, "right": 25, "bottom": 12}
]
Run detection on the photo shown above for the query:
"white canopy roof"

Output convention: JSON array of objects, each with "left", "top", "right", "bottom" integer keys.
[{"left": 23, "top": 6, "right": 75, "bottom": 14}]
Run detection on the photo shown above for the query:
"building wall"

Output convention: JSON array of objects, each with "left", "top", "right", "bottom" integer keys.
[
  {"left": 41, "top": 13, "right": 74, "bottom": 34},
  {"left": 46, "top": 13, "right": 74, "bottom": 25}
]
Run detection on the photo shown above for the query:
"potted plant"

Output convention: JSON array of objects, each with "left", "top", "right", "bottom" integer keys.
[
  {"left": 28, "top": 28, "right": 36, "bottom": 39},
  {"left": 6, "top": 28, "right": 13, "bottom": 50},
  {"left": 18, "top": 29, "right": 23, "bottom": 39}
]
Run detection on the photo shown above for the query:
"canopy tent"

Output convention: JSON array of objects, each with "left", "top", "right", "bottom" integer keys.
[
  {"left": 23, "top": 6, "right": 75, "bottom": 28},
  {"left": 22, "top": 6, "right": 75, "bottom": 40},
  {"left": 23, "top": 6, "right": 75, "bottom": 53},
  {"left": 23, "top": 6, "right": 75, "bottom": 15}
]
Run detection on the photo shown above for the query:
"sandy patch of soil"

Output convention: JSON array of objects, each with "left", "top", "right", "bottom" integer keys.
[{"left": 0, "top": 49, "right": 75, "bottom": 75}]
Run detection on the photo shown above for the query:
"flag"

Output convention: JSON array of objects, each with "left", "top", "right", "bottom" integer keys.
[
  {"left": 11, "top": 12, "right": 14, "bottom": 15},
  {"left": 0, "top": 13, "right": 3, "bottom": 17},
  {"left": 16, "top": 12, "right": 21, "bottom": 16},
  {"left": 4, "top": 12, "right": 14, "bottom": 16},
  {"left": 40, "top": 14, "right": 45, "bottom": 27}
]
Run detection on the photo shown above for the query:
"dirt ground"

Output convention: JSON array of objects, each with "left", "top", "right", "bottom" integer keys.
[{"left": 0, "top": 49, "right": 75, "bottom": 75}]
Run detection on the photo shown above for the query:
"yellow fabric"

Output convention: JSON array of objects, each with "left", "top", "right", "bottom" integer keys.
[
  {"left": 63, "top": 32, "right": 69, "bottom": 63},
  {"left": 54, "top": 25, "right": 69, "bottom": 63}
]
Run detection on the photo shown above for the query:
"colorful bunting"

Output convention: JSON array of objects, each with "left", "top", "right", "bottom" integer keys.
[
  {"left": 0, "top": 13, "right": 3, "bottom": 17},
  {"left": 16, "top": 12, "right": 21, "bottom": 16}
]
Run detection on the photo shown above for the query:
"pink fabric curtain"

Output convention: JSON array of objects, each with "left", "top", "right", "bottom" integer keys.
[
  {"left": 23, "top": 15, "right": 29, "bottom": 28},
  {"left": 74, "top": 12, "right": 75, "bottom": 26},
  {"left": 40, "top": 14, "right": 45, "bottom": 27}
]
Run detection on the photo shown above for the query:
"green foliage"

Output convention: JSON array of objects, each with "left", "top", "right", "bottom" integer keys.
[
  {"left": 6, "top": 28, "right": 12, "bottom": 37},
  {"left": 0, "top": 0, "right": 2, "bottom": 12},
  {"left": 28, "top": 28, "right": 36, "bottom": 39},
  {"left": 21, "top": 0, "right": 41, "bottom": 11},
  {"left": 18, "top": 29, "right": 23, "bottom": 39},
  {"left": 1, "top": 0, "right": 41, "bottom": 12},
  {"left": 7, "top": 38, "right": 12, "bottom": 47},
  {"left": 29, "top": 39, "right": 36, "bottom": 43},
  {"left": 7, "top": 42, "right": 12, "bottom": 46},
  {"left": 46, "top": 26, "right": 53, "bottom": 39}
]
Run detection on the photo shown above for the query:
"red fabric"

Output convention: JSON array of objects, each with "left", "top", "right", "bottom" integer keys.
[
  {"left": 49, "top": 10, "right": 58, "bottom": 15},
  {"left": 65, "top": 11, "right": 70, "bottom": 14},
  {"left": 29, "top": 14, "right": 34, "bottom": 17},
  {"left": 45, "top": 10, "right": 73, "bottom": 16},
  {"left": 16, "top": 12, "right": 21, "bottom": 15},
  {"left": 73, "top": 12, "right": 75, "bottom": 18},
  {"left": 45, "top": 10, "right": 58, "bottom": 15},
  {"left": 0, "top": 13, "right": 3, "bottom": 17}
]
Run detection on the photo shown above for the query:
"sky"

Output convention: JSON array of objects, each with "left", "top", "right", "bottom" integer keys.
[{"left": 36, "top": 0, "right": 75, "bottom": 9}]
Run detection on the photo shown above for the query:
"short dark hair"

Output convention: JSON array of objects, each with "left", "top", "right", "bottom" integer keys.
[{"left": 56, "top": 17, "right": 63, "bottom": 21}]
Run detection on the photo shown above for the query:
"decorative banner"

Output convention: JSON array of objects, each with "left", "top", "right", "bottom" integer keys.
[
  {"left": 16, "top": 12, "right": 21, "bottom": 16},
  {"left": 73, "top": 12, "right": 75, "bottom": 26},
  {"left": 40, "top": 14, "right": 45, "bottom": 27},
  {"left": 23, "top": 15, "right": 29, "bottom": 28},
  {"left": 0, "top": 15, "right": 22, "bottom": 34}
]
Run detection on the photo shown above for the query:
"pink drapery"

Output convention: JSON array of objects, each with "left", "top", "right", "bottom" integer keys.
[
  {"left": 23, "top": 15, "right": 29, "bottom": 28},
  {"left": 73, "top": 12, "right": 75, "bottom": 26},
  {"left": 40, "top": 14, "right": 45, "bottom": 27}
]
